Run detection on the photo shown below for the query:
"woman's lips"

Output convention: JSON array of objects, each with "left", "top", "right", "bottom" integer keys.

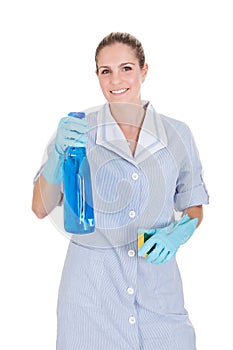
[{"left": 110, "top": 88, "right": 129, "bottom": 95}]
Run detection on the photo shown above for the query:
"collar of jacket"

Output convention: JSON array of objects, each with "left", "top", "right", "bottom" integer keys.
[{"left": 96, "top": 101, "right": 168, "bottom": 165}]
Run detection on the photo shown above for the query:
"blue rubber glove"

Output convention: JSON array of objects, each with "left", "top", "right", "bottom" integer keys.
[
  {"left": 42, "top": 112, "right": 88, "bottom": 184},
  {"left": 138, "top": 214, "right": 198, "bottom": 264}
]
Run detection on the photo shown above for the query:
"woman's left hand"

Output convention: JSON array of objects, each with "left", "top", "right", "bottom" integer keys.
[{"left": 138, "top": 214, "right": 198, "bottom": 264}]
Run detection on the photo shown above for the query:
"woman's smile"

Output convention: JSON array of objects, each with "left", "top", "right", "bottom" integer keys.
[
  {"left": 110, "top": 88, "right": 129, "bottom": 95},
  {"left": 96, "top": 42, "right": 148, "bottom": 105}
]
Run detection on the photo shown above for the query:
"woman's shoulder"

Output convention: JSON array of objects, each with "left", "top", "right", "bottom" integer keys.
[
  {"left": 147, "top": 102, "right": 191, "bottom": 135},
  {"left": 81, "top": 104, "right": 105, "bottom": 128},
  {"left": 153, "top": 110, "right": 195, "bottom": 149},
  {"left": 157, "top": 113, "right": 194, "bottom": 146},
  {"left": 159, "top": 113, "right": 190, "bottom": 133},
  {"left": 84, "top": 104, "right": 104, "bottom": 116}
]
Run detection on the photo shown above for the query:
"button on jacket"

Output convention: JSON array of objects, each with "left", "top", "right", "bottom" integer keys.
[{"left": 43, "top": 102, "right": 209, "bottom": 350}]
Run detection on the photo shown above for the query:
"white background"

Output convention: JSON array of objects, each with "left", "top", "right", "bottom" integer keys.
[{"left": 0, "top": 0, "right": 232, "bottom": 349}]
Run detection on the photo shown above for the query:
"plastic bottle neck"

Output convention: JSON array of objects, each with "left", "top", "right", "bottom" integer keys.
[{"left": 65, "top": 146, "right": 86, "bottom": 158}]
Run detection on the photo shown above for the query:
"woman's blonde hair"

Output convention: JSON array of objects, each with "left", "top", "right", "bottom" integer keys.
[{"left": 95, "top": 32, "right": 145, "bottom": 71}]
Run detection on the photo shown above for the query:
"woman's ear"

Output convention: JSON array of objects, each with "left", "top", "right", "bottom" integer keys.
[{"left": 142, "top": 63, "right": 148, "bottom": 82}]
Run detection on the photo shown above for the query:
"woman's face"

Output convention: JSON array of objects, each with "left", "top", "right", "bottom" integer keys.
[{"left": 96, "top": 43, "right": 148, "bottom": 105}]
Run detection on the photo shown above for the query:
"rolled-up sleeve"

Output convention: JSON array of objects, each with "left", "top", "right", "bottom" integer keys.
[
  {"left": 33, "top": 138, "right": 55, "bottom": 184},
  {"left": 33, "top": 135, "right": 64, "bottom": 203},
  {"left": 174, "top": 125, "right": 209, "bottom": 211}
]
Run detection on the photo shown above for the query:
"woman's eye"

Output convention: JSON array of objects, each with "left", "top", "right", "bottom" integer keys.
[
  {"left": 122, "top": 66, "right": 132, "bottom": 72},
  {"left": 100, "top": 69, "right": 110, "bottom": 75}
]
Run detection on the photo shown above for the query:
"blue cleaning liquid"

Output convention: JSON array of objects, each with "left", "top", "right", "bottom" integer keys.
[{"left": 63, "top": 113, "right": 95, "bottom": 234}]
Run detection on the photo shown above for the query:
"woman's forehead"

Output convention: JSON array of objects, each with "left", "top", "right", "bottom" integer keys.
[{"left": 96, "top": 43, "right": 137, "bottom": 65}]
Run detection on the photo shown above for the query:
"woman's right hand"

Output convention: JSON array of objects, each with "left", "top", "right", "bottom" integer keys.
[
  {"left": 54, "top": 114, "right": 89, "bottom": 156},
  {"left": 42, "top": 113, "right": 88, "bottom": 184}
]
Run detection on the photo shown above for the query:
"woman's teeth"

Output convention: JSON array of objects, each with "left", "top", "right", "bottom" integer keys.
[{"left": 111, "top": 88, "right": 128, "bottom": 94}]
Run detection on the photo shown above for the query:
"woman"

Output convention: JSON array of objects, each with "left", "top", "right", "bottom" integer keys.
[{"left": 32, "top": 32, "right": 209, "bottom": 349}]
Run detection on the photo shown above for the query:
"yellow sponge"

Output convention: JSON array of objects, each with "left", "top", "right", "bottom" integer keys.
[{"left": 138, "top": 232, "right": 153, "bottom": 257}]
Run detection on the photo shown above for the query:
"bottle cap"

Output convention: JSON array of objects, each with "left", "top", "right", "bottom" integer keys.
[{"left": 68, "top": 112, "right": 85, "bottom": 119}]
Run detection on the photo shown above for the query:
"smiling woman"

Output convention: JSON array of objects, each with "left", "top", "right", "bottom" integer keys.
[
  {"left": 95, "top": 32, "right": 148, "bottom": 105},
  {"left": 32, "top": 32, "right": 209, "bottom": 350},
  {"left": 96, "top": 43, "right": 148, "bottom": 105}
]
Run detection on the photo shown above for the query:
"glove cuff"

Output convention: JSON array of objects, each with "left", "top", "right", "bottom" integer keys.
[
  {"left": 42, "top": 150, "right": 64, "bottom": 184},
  {"left": 174, "top": 216, "right": 198, "bottom": 245}
]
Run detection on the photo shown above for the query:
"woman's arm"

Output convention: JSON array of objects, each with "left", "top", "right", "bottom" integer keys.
[
  {"left": 31, "top": 174, "right": 63, "bottom": 219},
  {"left": 185, "top": 205, "right": 203, "bottom": 228}
]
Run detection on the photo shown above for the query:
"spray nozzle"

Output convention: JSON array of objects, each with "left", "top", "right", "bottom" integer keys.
[{"left": 68, "top": 112, "right": 85, "bottom": 119}]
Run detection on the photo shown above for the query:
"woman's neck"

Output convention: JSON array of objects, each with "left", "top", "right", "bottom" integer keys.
[
  {"left": 109, "top": 102, "right": 146, "bottom": 155},
  {"left": 109, "top": 102, "right": 145, "bottom": 128}
]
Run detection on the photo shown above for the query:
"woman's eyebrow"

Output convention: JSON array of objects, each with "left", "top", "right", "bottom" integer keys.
[
  {"left": 98, "top": 62, "right": 136, "bottom": 70},
  {"left": 119, "top": 62, "right": 136, "bottom": 67},
  {"left": 98, "top": 65, "right": 110, "bottom": 70}
]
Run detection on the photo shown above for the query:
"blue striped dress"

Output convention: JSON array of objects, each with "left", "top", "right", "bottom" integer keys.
[{"left": 49, "top": 102, "right": 209, "bottom": 349}]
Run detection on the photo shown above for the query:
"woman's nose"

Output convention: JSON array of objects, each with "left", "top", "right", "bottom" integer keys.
[{"left": 110, "top": 71, "right": 121, "bottom": 85}]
